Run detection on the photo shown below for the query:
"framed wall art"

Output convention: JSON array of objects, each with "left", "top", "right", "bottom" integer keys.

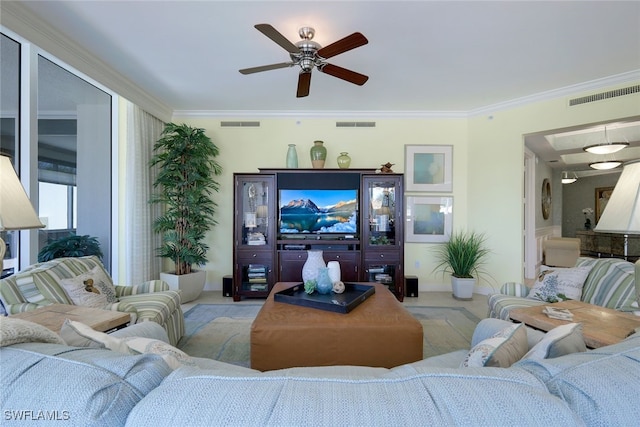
[
  {"left": 405, "top": 196, "right": 453, "bottom": 243},
  {"left": 404, "top": 145, "right": 453, "bottom": 192},
  {"left": 595, "top": 186, "right": 614, "bottom": 223}
]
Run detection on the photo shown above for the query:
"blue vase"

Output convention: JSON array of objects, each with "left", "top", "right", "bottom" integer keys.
[{"left": 316, "top": 267, "right": 333, "bottom": 295}]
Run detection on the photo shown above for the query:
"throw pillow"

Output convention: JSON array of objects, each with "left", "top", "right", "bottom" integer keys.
[
  {"left": 460, "top": 323, "right": 528, "bottom": 368},
  {"left": 59, "top": 266, "right": 118, "bottom": 308},
  {"left": 521, "top": 323, "right": 586, "bottom": 360},
  {"left": 0, "top": 317, "right": 65, "bottom": 347},
  {"left": 61, "top": 319, "right": 194, "bottom": 370},
  {"left": 527, "top": 265, "right": 593, "bottom": 302}
]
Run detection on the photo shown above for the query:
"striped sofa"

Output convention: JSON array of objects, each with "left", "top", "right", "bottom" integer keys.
[
  {"left": 488, "top": 257, "right": 639, "bottom": 320},
  {"left": 0, "top": 256, "right": 184, "bottom": 345}
]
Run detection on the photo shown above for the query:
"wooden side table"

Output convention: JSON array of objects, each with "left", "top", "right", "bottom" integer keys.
[
  {"left": 10, "top": 304, "right": 130, "bottom": 333},
  {"left": 509, "top": 300, "right": 640, "bottom": 349}
]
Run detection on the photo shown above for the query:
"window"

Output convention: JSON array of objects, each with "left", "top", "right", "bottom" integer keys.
[{"left": 1, "top": 31, "right": 114, "bottom": 271}]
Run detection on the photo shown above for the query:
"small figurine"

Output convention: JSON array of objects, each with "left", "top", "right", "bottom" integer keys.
[
  {"left": 379, "top": 162, "right": 394, "bottom": 173},
  {"left": 332, "top": 281, "right": 345, "bottom": 294}
]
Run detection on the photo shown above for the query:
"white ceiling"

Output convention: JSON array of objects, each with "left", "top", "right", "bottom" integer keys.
[{"left": 2, "top": 0, "right": 640, "bottom": 171}]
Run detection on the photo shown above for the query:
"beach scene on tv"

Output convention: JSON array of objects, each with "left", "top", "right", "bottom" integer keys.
[{"left": 279, "top": 189, "right": 358, "bottom": 234}]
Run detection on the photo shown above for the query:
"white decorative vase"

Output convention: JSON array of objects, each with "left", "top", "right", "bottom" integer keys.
[
  {"left": 451, "top": 276, "right": 475, "bottom": 301},
  {"left": 327, "top": 261, "right": 341, "bottom": 283},
  {"left": 160, "top": 270, "right": 206, "bottom": 303},
  {"left": 302, "top": 250, "right": 325, "bottom": 283}
]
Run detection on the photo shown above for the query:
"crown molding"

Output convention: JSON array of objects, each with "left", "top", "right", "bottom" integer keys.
[
  {"left": 1, "top": 2, "right": 172, "bottom": 122},
  {"left": 172, "top": 110, "right": 469, "bottom": 119}
]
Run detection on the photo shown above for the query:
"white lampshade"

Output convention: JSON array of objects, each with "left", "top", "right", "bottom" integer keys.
[
  {"left": 1, "top": 155, "right": 44, "bottom": 273},
  {"left": 589, "top": 160, "right": 622, "bottom": 170},
  {"left": 0, "top": 155, "right": 43, "bottom": 231},
  {"left": 594, "top": 159, "right": 640, "bottom": 234},
  {"left": 561, "top": 171, "right": 577, "bottom": 184}
]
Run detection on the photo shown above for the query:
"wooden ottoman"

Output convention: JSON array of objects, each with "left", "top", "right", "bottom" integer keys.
[{"left": 250, "top": 282, "right": 423, "bottom": 371}]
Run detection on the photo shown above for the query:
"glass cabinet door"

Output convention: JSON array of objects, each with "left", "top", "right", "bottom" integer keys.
[
  {"left": 363, "top": 176, "right": 402, "bottom": 249},
  {"left": 235, "top": 175, "right": 274, "bottom": 248}
]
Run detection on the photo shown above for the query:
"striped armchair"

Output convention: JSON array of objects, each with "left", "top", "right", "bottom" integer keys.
[
  {"left": 0, "top": 256, "right": 184, "bottom": 345},
  {"left": 488, "top": 257, "right": 638, "bottom": 320}
]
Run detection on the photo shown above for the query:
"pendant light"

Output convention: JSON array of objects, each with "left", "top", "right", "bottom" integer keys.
[
  {"left": 583, "top": 126, "right": 629, "bottom": 155},
  {"left": 589, "top": 160, "right": 622, "bottom": 170},
  {"left": 561, "top": 171, "right": 577, "bottom": 184}
]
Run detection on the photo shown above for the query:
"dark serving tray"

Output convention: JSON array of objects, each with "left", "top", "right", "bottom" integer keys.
[{"left": 274, "top": 283, "right": 375, "bottom": 314}]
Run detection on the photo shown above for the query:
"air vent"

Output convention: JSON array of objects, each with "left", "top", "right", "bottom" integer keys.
[
  {"left": 220, "top": 121, "right": 260, "bottom": 127},
  {"left": 336, "top": 121, "right": 376, "bottom": 128},
  {"left": 569, "top": 85, "right": 640, "bottom": 106}
]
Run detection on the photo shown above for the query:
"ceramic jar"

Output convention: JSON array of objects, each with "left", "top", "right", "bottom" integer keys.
[
  {"left": 327, "top": 261, "right": 341, "bottom": 283},
  {"left": 337, "top": 152, "right": 351, "bottom": 169},
  {"left": 286, "top": 144, "right": 298, "bottom": 168},
  {"left": 310, "top": 140, "right": 327, "bottom": 169},
  {"left": 302, "top": 250, "right": 326, "bottom": 283},
  {"left": 315, "top": 267, "right": 333, "bottom": 295}
]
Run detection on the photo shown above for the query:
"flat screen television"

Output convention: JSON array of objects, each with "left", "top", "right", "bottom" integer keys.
[{"left": 279, "top": 188, "right": 358, "bottom": 237}]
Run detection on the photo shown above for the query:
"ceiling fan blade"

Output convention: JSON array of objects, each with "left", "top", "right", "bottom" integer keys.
[
  {"left": 319, "top": 63, "right": 368, "bottom": 86},
  {"left": 317, "top": 32, "right": 368, "bottom": 59},
  {"left": 297, "top": 72, "right": 312, "bottom": 98},
  {"left": 255, "top": 24, "right": 300, "bottom": 54},
  {"left": 239, "top": 62, "right": 293, "bottom": 75}
]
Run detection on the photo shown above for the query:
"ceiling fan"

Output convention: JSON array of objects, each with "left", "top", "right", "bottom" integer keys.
[{"left": 239, "top": 24, "right": 369, "bottom": 98}]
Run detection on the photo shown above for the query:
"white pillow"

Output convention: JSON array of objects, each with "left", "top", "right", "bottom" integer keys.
[
  {"left": 0, "top": 316, "right": 65, "bottom": 347},
  {"left": 59, "top": 266, "right": 118, "bottom": 307},
  {"left": 528, "top": 265, "right": 592, "bottom": 302},
  {"left": 61, "top": 319, "right": 194, "bottom": 370},
  {"left": 521, "top": 323, "right": 586, "bottom": 360},
  {"left": 460, "top": 323, "right": 528, "bottom": 368}
]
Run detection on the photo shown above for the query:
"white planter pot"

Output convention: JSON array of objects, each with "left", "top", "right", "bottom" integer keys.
[
  {"left": 160, "top": 270, "right": 206, "bottom": 303},
  {"left": 451, "top": 276, "right": 475, "bottom": 301}
]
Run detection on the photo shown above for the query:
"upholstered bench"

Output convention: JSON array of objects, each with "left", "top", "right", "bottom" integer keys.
[{"left": 250, "top": 282, "right": 423, "bottom": 371}]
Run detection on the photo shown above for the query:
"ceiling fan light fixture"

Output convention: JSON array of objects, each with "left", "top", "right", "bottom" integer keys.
[
  {"left": 561, "top": 171, "right": 577, "bottom": 184},
  {"left": 589, "top": 160, "right": 622, "bottom": 170}
]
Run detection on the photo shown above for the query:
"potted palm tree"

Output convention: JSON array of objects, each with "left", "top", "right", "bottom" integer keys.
[
  {"left": 38, "top": 233, "right": 103, "bottom": 262},
  {"left": 432, "top": 230, "right": 491, "bottom": 300},
  {"left": 150, "top": 123, "right": 222, "bottom": 302}
]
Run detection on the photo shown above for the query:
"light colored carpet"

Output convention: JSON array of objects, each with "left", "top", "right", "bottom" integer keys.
[{"left": 177, "top": 304, "right": 480, "bottom": 368}]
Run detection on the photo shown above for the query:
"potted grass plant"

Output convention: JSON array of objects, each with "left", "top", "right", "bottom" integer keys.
[
  {"left": 432, "top": 230, "right": 491, "bottom": 300},
  {"left": 150, "top": 123, "right": 222, "bottom": 302}
]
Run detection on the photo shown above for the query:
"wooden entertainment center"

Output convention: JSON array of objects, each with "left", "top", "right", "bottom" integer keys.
[{"left": 232, "top": 169, "right": 405, "bottom": 301}]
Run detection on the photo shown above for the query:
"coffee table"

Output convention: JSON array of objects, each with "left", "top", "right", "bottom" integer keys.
[
  {"left": 509, "top": 300, "right": 640, "bottom": 349},
  {"left": 10, "top": 304, "right": 131, "bottom": 333},
  {"left": 250, "top": 282, "right": 423, "bottom": 371}
]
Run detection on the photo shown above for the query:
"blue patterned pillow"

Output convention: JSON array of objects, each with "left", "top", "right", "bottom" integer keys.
[{"left": 528, "top": 265, "right": 592, "bottom": 302}]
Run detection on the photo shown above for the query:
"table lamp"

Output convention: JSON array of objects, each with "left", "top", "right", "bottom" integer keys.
[
  {"left": 594, "top": 159, "right": 640, "bottom": 260},
  {"left": 0, "top": 155, "right": 45, "bottom": 274}
]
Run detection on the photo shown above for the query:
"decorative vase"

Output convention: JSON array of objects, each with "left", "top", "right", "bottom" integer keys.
[
  {"left": 286, "top": 144, "right": 298, "bottom": 168},
  {"left": 302, "top": 250, "right": 326, "bottom": 283},
  {"left": 327, "top": 261, "right": 341, "bottom": 283},
  {"left": 316, "top": 267, "right": 333, "bottom": 295},
  {"left": 337, "top": 152, "right": 351, "bottom": 169},
  {"left": 584, "top": 218, "right": 591, "bottom": 230},
  {"left": 310, "top": 140, "right": 327, "bottom": 169}
]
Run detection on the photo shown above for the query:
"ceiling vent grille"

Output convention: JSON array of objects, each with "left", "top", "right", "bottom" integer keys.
[
  {"left": 336, "top": 121, "right": 376, "bottom": 128},
  {"left": 569, "top": 85, "right": 640, "bottom": 106},
  {"left": 220, "top": 121, "right": 260, "bottom": 127}
]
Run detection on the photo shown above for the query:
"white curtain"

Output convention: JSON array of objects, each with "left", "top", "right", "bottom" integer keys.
[{"left": 124, "top": 101, "right": 165, "bottom": 284}]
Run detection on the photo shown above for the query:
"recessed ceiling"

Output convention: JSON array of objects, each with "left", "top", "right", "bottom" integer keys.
[{"left": 4, "top": 0, "right": 640, "bottom": 114}]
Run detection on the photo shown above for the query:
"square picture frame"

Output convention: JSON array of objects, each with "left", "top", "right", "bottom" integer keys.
[
  {"left": 404, "top": 145, "right": 453, "bottom": 192},
  {"left": 405, "top": 196, "right": 453, "bottom": 243}
]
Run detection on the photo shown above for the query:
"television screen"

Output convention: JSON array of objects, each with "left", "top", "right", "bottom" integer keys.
[{"left": 279, "top": 189, "right": 358, "bottom": 235}]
